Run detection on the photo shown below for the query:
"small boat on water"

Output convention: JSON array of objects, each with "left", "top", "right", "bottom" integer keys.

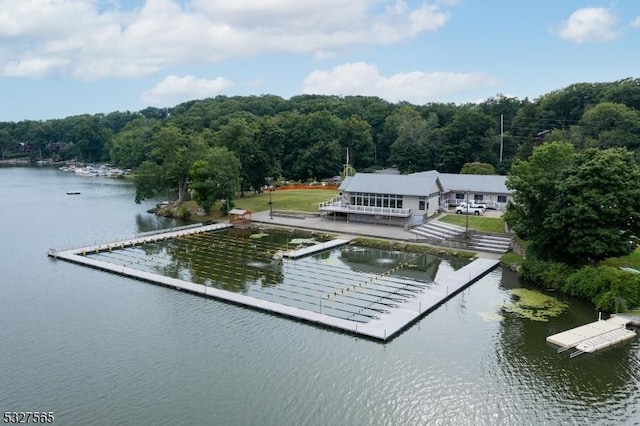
[{"left": 66, "top": 191, "right": 81, "bottom": 195}]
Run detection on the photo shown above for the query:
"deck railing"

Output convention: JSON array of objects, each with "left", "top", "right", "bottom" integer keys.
[{"left": 319, "top": 198, "right": 411, "bottom": 217}]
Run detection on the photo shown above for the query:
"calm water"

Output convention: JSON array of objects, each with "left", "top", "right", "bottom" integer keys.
[{"left": 1, "top": 167, "right": 639, "bottom": 426}]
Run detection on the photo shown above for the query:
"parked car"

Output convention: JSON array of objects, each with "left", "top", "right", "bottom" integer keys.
[{"left": 455, "top": 202, "right": 485, "bottom": 215}]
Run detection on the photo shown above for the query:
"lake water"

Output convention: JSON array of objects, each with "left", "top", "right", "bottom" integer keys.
[{"left": 1, "top": 167, "right": 639, "bottom": 425}]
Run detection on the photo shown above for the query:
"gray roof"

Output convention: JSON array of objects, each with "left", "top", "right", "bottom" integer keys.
[
  {"left": 411, "top": 171, "right": 510, "bottom": 194},
  {"left": 339, "top": 173, "right": 442, "bottom": 196}
]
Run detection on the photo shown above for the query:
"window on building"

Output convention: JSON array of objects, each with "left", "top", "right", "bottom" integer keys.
[
  {"left": 455, "top": 193, "right": 465, "bottom": 200},
  {"left": 497, "top": 195, "right": 507, "bottom": 203},
  {"left": 474, "top": 194, "right": 484, "bottom": 202},
  {"left": 419, "top": 196, "right": 426, "bottom": 211}
]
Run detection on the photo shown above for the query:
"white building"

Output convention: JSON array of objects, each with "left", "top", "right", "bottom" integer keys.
[{"left": 319, "top": 171, "right": 513, "bottom": 227}]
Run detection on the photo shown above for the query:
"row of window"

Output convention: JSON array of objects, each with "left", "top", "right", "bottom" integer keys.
[
  {"left": 454, "top": 193, "right": 508, "bottom": 203},
  {"left": 350, "top": 193, "right": 404, "bottom": 209}
]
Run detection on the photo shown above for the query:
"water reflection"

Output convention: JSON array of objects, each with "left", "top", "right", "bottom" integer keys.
[
  {"left": 494, "top": 269, "right": 640, "bottom": 423},
  {"left": 86, "top": 228, "right": 462, "bottom": 323}
]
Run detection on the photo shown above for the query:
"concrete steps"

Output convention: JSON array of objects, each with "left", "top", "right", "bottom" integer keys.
[
  {"left": 468, "top": 234, "right": 512, "bottom": 254},
  {"left": 412, "top": 220, "right": 512, "bottom": 253},
  {"left": 411, "top": 221, "right": 465, "bottom": 241}
]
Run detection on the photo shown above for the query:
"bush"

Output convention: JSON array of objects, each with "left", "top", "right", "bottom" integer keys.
[
  {"left": 176, "top": 205, "right": 191, "bottom": 219},
  {"left": 520, "top": 258, "right": 574, "bottom": 289},
  {"left": 563, "top": 266, "right": 640, "bottom": 312}
]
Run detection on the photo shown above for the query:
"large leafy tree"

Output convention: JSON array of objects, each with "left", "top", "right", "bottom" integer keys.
[
  {"left": 134, "top": 125, "right": 206, "bottom": 203},
  {"left": 505, "top": 142, "right": 574, "bottom": 244},
  {"left": 545, "top": 148, "right": 640, "bottom": 264},
  {"left": 506, "top": 142, "right": 640, "bottom": 265},
  {"left": 575, "top": 102, "right": 640, "bottom": 150},
  {"left": 387, "top": 107, "right": 434, "bottom": 173},
  {"left": 189, "top": 147, "right": 242, "bottom": 213}
]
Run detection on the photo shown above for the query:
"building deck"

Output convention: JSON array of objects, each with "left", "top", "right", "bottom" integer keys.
[{"left": 48, "top": 224, "right": 499, "bottom": 342}]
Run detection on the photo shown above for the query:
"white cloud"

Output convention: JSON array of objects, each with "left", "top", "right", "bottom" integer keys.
[
  {"left": 0, "top": 0, "right": 452, "bottom": 79},
  {"left": 557, "top": 7, "right": 619, "bottom": 44},
  {"left": 3, "top": 57, "right": 70, "bottom": 78},
  {"left": 632, "top": 17, "right": 640, "bottom": 28},
  {"left": 141, "top": 75, "right": 234, "bottom": 107},
  {"left": 302, "top": 62, "right": 500, "bottom": 104}
]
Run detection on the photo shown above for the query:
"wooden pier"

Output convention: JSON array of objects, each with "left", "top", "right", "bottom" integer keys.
[
  {"left": 48, "top": 224, "right": 499, "bottom": 342},
  {"left": 547, "top": 316, "right": 637, "bottom": 357}
]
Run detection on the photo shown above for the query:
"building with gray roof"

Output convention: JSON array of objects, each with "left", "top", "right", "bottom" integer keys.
[{"left": 318, "top": 170, "right": 512, "bottom": 227}]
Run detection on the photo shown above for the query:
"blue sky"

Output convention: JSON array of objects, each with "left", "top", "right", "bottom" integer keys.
[{"left": 1, "top": 0, "right": 639, "bottom": 122}]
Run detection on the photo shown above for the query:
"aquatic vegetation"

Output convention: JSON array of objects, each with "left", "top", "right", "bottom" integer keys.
[
  {"left": 250, "top": 233, "right": 270, "bottom": 239},
  {"left": 502, "top": 288, "right": 568, "bottom": 322},
  {"left": 289, "top": 238, "right": 318, "bottom": 245}
]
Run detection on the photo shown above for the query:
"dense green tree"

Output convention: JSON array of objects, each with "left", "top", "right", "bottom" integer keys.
[
  {"left": 133, "top": 160, "right": 169, "bottom": 203},
  {"left": 438, "top": 108, "right": 496, "bottom": 172},
  {"left": 575, "top": 102, "right": 640, "bottom": 150},
  {"left": 387, "top": 107, "right": 435, "bottom": 173},
  {"left": 506, "top": 142, "right": 640, "bottom": 265},
  {"left": 340, "top": 115, "right": 374, "bottom": 169},
  {"left": 109, "top": 118, "right": 158, "bottom": 168},
  {"left": 546, "top": 148, "right": 640, "bottom": 264},
  {"left": 214, "top": 116, "right": 270, "bottom": 194},
  {"left": 460, "top": 162, "right": 496, "bottom": 174},
  {"left": 134, "top": 125, "right": 206, "bottom": 203},
  {"left": 66, "top": 115, "right": 112, "bottom": 162},
  {"left": 505, "top": 142, "right": 576, "bottom": 246},
  {"left": 190, "top": 147, "right": 242, "bottom": 213}
]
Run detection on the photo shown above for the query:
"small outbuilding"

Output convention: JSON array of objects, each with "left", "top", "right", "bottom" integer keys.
[{"left": 228, "top": 208, "right": 252, "bottom": 225}]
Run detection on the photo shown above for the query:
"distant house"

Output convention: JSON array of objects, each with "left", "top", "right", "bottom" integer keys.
[{"left": 318, "top": 171, "right": 512, "bottom": 227}]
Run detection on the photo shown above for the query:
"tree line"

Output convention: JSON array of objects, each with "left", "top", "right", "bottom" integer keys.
[{"left": 2, "top": 77, "right": 640, "bottom": 181}]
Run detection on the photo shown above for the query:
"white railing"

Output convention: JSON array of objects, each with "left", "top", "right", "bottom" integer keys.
[{"left": 319, "top": 198, "right": 411, "bottom": 217}]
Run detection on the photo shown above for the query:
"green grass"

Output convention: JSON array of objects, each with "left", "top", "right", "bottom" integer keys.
[
  {"left": 438, "top": 214, "right": 506, "bottom": 233},
  {"left": 602, "top": 247, "right": 640, "bottom": 269},
  {"left": 233, "top": 189, "right": 338, "bottom": 213},
  {"left": 500, "top": 252, "right": 523, "bottom": 266}
]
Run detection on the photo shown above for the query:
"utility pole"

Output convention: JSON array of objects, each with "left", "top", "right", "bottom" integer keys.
[
  {"left": 499, "top": 114, "right": 504, "bottom": 162},
  {"left": 465, "top": 190, "right": 469, "bottom": 239}
]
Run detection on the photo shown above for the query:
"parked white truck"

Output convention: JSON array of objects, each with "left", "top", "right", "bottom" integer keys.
[{"left": 455, "top": 202, "right": 485, "bottom": 215}]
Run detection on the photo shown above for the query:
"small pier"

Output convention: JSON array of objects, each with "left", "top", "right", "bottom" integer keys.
[
  {"left": 48, "top": 223, "right": 499, "bottom": 342},
  {"left": 282, "top": 239, "right": 350, "bottom": 259},
  {"left": 547, "top": 316, "right": 637, "bottom": 358}
]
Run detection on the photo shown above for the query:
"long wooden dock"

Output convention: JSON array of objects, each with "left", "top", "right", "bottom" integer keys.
[
  {"left": 547, "top": 316, "right": 637, "bottom": 357},
  {"left": 48, "top": 224, "right": 499, "bottom": 342}
]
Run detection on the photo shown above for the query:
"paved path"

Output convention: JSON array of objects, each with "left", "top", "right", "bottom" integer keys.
[{"left": 251, "top": 210, "right": 502, "bottom": 260}]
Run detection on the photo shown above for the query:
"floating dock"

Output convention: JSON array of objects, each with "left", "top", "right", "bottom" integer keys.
[
  {"left": 281, "top": 239, "right": 350, "bottom": 259},
  {"left": 547, "top": 316, "right": 636, "bottom": 357},
  {"left": 48, "top": 224, "right": 499, "bottom": 342}
]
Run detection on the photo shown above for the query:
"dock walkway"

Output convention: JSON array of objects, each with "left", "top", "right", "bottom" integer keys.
[{"left": 282, "top": 239, "right": 350, "bottom": 259}]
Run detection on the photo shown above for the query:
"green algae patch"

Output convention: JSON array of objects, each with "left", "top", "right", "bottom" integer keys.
[
  {"left": 250, "top": 233, "right": 270, "bottom": 239},
  {"left": 502, "top": 288, "right": 568, "bottom": 322}
]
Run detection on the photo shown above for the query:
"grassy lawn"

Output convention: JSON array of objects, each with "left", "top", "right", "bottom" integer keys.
[
  {"left": 438, "top": 213, "right": 505, "bottom": 233},
  {"left": 234, "top": 189, "right": 338, "bottom": 213},
  {"left": 603, "top": 248, "right": 640, "bottom": 269}
]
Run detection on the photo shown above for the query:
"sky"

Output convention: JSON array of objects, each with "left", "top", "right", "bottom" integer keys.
[{"left": 1, "top": 0, "right": 639, "bottom": 122}]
